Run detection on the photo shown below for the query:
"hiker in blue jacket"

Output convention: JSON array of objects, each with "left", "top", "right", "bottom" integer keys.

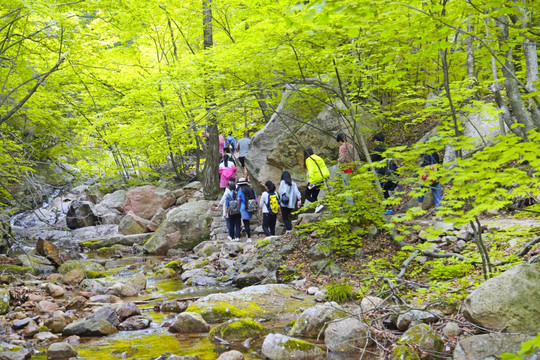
[{"left": 237, "top": 177, "right": 257, "bottom": 242}]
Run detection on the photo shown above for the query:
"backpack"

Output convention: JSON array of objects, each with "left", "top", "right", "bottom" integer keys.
[
  {"left": 247, "top": 189, "right": 258, "bottom": 213},
  {"left": 228, "top": 191, "right": 240, "bottom": 215},
  {"left": 280, "top": 192, "right": 290, "bottom": 206},
  {"left": 266, "top": 192, "right": 280, "bottom": 215}
]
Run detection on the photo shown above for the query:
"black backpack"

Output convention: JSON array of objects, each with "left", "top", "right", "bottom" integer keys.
[{"left": 229, "top": 191, "right": 240, "bottom": 215}]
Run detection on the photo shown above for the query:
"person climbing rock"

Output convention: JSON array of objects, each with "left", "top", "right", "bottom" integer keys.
[{"left": 304, "top": 146, "right": 329, "bottom": 212}]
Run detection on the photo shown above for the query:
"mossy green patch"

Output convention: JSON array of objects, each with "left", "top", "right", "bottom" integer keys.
[
  {"left": 74, "top": 331, "right": 217, "bottom": 360},
  {"left": 283, "top": 338, "right": 317, "bottom": 351},
  {"left": 154, "top": 267, "right": 178, "bottom": 279},
  {"left": 391, "top": 345, "right": 421, "bottom": 360},
  {"left": 164, "top": 259, "right": 183, "bottom": 271},
  {"left": 186, "top": 301, "right": 263, "bottom": 323},
  {"left": 85, "top": 270, "right": 108, "bottom": 279},
  {"left": 0, "top": 264, "right": 29, "bottom": 275},
  {"left": 209, "top": 318, "right": 267, "bottom": 341},
  {"left": 183, "top": 258, "right": 208, "bottom": 270}
]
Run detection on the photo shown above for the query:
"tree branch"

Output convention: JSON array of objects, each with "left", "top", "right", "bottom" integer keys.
[{"left": 0, "top": 52, "right": 68, "bottom": 125}]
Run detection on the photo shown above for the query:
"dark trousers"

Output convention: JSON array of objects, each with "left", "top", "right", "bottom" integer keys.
[
  {"left": 242, "top": 219, "right": 251, "bottom": 238},
  {"left": 229, "top": 214, "right": 242, "bottom": 239},
  {"left": 305, "top": 185, "right": 320, "bottom": 202},
  {"left": 281, "top": 207, "right": 293, "bottom": 230},
  {"left": 262, "top": 213, "right": 277, "bottom": 236}
]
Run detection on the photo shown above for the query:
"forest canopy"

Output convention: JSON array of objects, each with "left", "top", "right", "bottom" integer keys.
[{"left": 1, "top": 0, "right": 539, "bottom": 201}]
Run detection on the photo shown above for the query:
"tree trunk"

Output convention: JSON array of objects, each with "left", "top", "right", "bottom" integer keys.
[
  {"left": 466, "top": 17, "right": 476, "bottom": 82},
  {"left": 202, "top": 0, "right": 221, "bottom": 199},
  {"left": 497, "top": 15, "right": 536, "bottom": 134}
]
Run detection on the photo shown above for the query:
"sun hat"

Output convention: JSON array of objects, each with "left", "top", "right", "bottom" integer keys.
[{"left": 237, "top": 177, "right": 248, "bottom": 185}]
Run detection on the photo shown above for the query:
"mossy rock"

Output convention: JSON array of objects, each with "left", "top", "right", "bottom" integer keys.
[
  {"left": 209, "top": 318, "right": 267, "bottom": 342},
  {"left": 58, "top": 260, "right": 106, "bottom": 274},
  {"left": 0, "top": 264, "right": 30, "bottom": 276},
  {"left": 85, "top": 270, "right": 108, "bottom": 279},
  {"left": 96, "top": 245, "right": 128, "bottom": 257},
  {"left": 183, "top": 258, "right": 208, "bottom": 271},
  {"left": 398, "top": 323, "right": 444, "bottom": 360},
  {"left": 164, "top": 259, "right": 183, "bottom": 271},
  {"left": 391, "top": 345, "right": 421, "bottom": 360},
  {"left": 0, "top": 288, "right": 9, "bottom": 315},
  {"left": 154, "top": 268, "right": 177, "bottom": 279},
  {"left": 186, "top": 301, "right": 263, "bottom": 323}
]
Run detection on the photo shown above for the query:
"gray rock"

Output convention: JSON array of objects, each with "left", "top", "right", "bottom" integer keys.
[
  {"left": 62, "top": 317, "right": 118, "bottom": 337},
  {"left": 34, "top": 331, "right": 59, "bottom": 344},
  {"left": 0, "top": 288, "right": 9, "bottom": 314},
  {"left": 80, "top": 233, "right": 151, "bottom": 250},
  {"left": 443, "top": 322, "right": 461, "bottom": 337},
  {"left": 148, "top": 207, "right": 166, "bottom": 232},
  {"left": 183, "top": 181, "right": 203, "bottom": 190},
  {"left": 47, "top": 342, "right": 77, "bottom": 360},
  {"left": 106, "top": 282, "right": 138, "bottom": 298},
  {"left": 310, "top": 260, "right": 343, "bottom": 276},
  {"left": 160, "top": 300, "right": 188, "bottom": 313},
  {"left": 0, "top": 348, "right": 32, "bottom": 360},
  {"left": 360, "top": 296, "right": 384, "bottom": 313},
  {"left": 118, "top": 211, "right": 149, "bottom": 235},
  {"left": 66, "top": 200, "right": 99, "bottom": 229},
  {"left": 24, "top": 319, "right": 39, "bottom": 338},
  {"left": 98, "top": 190, "right": 126, "bottom": 212},
  {"left": 44, "top": 316, "right": 69, "bottom": 333},
  {"left": 169, "top": 312, "right": 210, "bottom": 333},
  {"left": 118, "top": 315, "right": 151, "bottom": 330},
  {"left": 217, "top": 350, "right": 244, "bottom": 360},
  {"left": 90, "top": 305, "right": 120, "bottom": 327},
  {"left": 116, "top": 302, "right": 141, "bottom": 320},
  {"left": 306, "top": 245, "right": 330, "bottom": 261},
  {"left": 261, "top": 333, "right": 325, "bottom": 360},
  {"left": 88, "top": 294, "right": 121, "bottom": 303},
  {"left": 18, "top": 252, "right": 55, "bottom": 274},
  {"left": 143, "top": 201, "right": 213, "bottom": 255},
  {"left": 454, "top": 333, "right": 538, "bottom": 360},
  {"left": 397, "top": 310, "right": 441, "bottom": 331},
  {"left": 289, "top": 302, "right": 348, "bottom": 339},
  {"left": 234, "top": 267, "right": 270, "bottom": 288},
  {"left": 462, "top": 264, "right": 540, "bottom": 335},
  {"left": 324, "top": 317, "right": 371, "bottom": 352},
  {"left": 397, "top": 323, "right": 444, "bottom": 359},
  {"left": 45, "top": 283, "right": 65, "bottom": 298}
]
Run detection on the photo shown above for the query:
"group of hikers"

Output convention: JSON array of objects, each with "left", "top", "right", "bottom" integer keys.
[{"left": 214, "top": 129, "right": 443, "bottom": 242}]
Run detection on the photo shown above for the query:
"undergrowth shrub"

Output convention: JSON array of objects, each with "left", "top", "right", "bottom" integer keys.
[{"left": 326, "top": 282, "right": 354, "bottom": 303}]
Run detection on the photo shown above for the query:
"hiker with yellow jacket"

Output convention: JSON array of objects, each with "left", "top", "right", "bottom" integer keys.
[{"left": 304, "top": 146, "right": 330, "bottom": 209}]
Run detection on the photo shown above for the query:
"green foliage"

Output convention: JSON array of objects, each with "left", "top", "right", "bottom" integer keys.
[
  {"left": 297, "top": 167, "right": 385, "bottom": 256},
  {"left": 428, "top": 262, "right": 474, "bottom": 281},
  {"left": 325, "top": 282, "right": 354, "bottom": 304},
  {"left": 500, "top": 333, "right": 540, "bottom": 360}
]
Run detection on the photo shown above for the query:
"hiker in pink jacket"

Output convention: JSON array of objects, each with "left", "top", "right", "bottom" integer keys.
[{"left": 219, "top": 154, "right": 237, "bottom": 189}]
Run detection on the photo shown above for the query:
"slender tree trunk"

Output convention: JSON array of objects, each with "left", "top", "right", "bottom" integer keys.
[
  {"left": 466, "top": 17, "right": 476, "bottom": 82},
  {"left": 202, "top": 0, "right": 220, "bottom": 199},
  {"left": 497, "top": 15, "right": 536, "bottom": 134}
]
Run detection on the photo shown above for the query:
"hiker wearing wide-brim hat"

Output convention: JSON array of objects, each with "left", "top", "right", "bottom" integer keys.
[{"left": 236, "top": 178, "right": 249, "bottom": 186}]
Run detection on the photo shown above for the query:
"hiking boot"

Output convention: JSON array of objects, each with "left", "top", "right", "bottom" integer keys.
[{"left": 246, "top": 238, "right": 252, "bottom": 243}]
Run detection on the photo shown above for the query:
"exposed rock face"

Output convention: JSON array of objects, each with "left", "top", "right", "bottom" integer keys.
[
  {"left": 66, "top": 200, "right": 99, "bottom": 229},
  {"left": 453, "top": 333, "right": 539, "bottom": 360},
  {"left": 462, "top": 264, "right": 540, "bottom": 335},
  {"left": 143, "top": 201, "right": 213, "bottom": 255},
  {"left": 245, "top": 84, "right": 375, "bottom": 191},
  {"left": 261, "top": 333, "right": 325, "bottom": 360},
  {"left": 124, "top": 186, "right": 175, "bottom": 220}
]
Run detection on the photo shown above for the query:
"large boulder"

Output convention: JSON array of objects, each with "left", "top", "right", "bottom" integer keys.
[
  {"left": 142, "top": 201, "right": 213, "bottom": 255},
  {"left": 66, "top": 200, "right": 99, "bottom": 229},
  {"left": 245, "top": 84, "right": 375, "bottom": 191},
  {"left": 124, "top": 186, "right": 175, "bottom": 220},
  {"left": 186, "top": 284, "right": 314, "bottom": 323},
  {"left": 62, "top": 317, "right": 118, "bottom": 337},
  {"left": 454, "top": 333, "right": 538, "bottom": 360},
  {"left": 462, "top": 264, "right": 540, "bottom": 335},
  {"left": 36, "top": 238, "right": 72, "bottom": 266}
]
